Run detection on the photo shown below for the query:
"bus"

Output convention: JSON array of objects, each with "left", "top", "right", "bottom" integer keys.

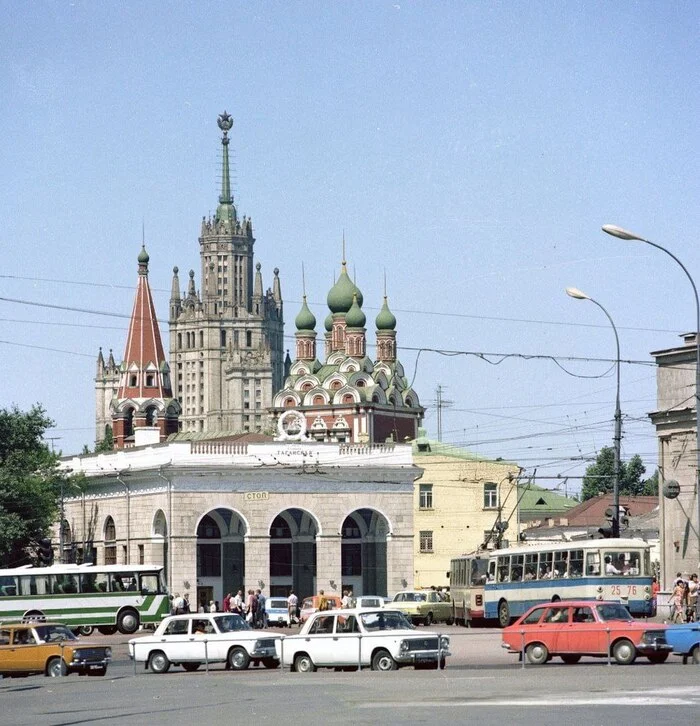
[
  {"left": 0, "top": 564, "right": 170, "bottom": 634},
  {"left": 450, "top": 538, "right": 655, "bottom": 627}
]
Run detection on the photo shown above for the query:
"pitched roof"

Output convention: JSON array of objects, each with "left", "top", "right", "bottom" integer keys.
[
  {"left": 562, "top": 495, "right": 658, "bottom": 526},
  {"left": 518, "top": 484, "right": 578, "bottom": 514}
]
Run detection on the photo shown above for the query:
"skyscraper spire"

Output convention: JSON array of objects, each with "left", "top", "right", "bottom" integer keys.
[{"left": 215, "top": 111, "right": 236, "bottom": 227}]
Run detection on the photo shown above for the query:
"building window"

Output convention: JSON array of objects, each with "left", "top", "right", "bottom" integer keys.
[
  {"left": 419, "top": 484, "right": 433, "bottom": 509},
  {"left": 246, "top": 331, "right": 252, "bottom": 347},
  {"left": 129, "top": 374, "right": 137, "bottom": 387},
  {"left": 146, "top": 373, "right": 154, "bottom": 387},
  {"left": 419, "top": 531, "right": 433, "bottom": 553},
  {"left": 138, "top": 544, "right": 144, "bottom": 565},
  {"left": 484, "top": 482, "right": 498, "bottom": 509},
  {"left": 220, "top": 330, "right": 226, "bottom": 347}
]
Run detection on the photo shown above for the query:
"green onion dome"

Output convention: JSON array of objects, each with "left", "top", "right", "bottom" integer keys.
[
  {"left": 375, "top": 296, "right": 397, "bottom": 330},
  {"left": 324, "top": 312, "right": 333, "bottom": 332},
  {"left": 138, "top": 245, "right": 150, "bottom": 264},
  {"left": 345, "top": 293, "right": 366, "bottom": 328},
  {"left": 327, "top": 262, "right": 363, "bottom": 313},
  {"left": 294, "top": 296, "right": 316, "bottom": 331}
]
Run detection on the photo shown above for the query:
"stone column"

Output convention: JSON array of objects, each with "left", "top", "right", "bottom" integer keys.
[
  {"left": 386, "top": 533, "right": 414, "bottom": 594},
  {"left": 170, "top": 534, "right": 197, "bottom": 607},
  {"left": 315, "top": 534, "right": 342, "bottom": 597},
  {"left": 244, "top": 535, "right": 270, "bottom": 593}
]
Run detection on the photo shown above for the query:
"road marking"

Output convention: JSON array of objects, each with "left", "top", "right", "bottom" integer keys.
[{"left": 360, "top": 697, "right": 696, "bottom": 707}]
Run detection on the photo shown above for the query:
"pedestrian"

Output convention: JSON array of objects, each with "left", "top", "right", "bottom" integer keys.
[
  {"left": 256, "top": 588, "right": 267, "bottom": 628},
  {"left": 172, "top": 592, "right": 183, "bottom": 615},
  {"left": 651, "top": 576, "right": 660, "bottom": 614},
  {"left": 232, "top": 590, "right": 244, "bottom": 615},
  {"left": 223, "top": 592, "right": 232, "bottom": 613},
  {"left": 287, "top": 589, "right": 298, "bottom": 624},
  {"left": 318, "top": 589, "right": 328, "bottom": 612},
  {"left": 209, "top": 600, "right": 217, "bottom": 613},
  {"left": 670, "top": 578, "right": 686, "bottom": 623},
  {"left": 182, "top": 593, "right": 191, "bottom": 614},
  {"left": 688, "top": 574, "right": 698, "bottom": 622},
  {"left": 246, "top": 589, "right": 257, "bottom": 624},
  {"left": 341, "top": 589, "right": 350, "bottom": 608}
]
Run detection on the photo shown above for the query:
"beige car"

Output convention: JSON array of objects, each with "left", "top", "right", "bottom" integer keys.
[
  {"left": 390, "top": 590, "right": 454, "bottom": 626},
  {"left": 0, "top": 622, "right": 111, "bottom": 677}
]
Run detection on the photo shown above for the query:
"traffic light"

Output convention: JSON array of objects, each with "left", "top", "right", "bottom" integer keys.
[{"left": 37, "top": 538, "right": 54, "bottom": 565}]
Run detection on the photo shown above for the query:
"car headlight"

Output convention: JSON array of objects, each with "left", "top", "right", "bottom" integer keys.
[
  {"left": 399, "top": 640, "right": 409, "bottom": 653},
  {"left": 440, "top": 636, "right": 450, "bottom": 650}
]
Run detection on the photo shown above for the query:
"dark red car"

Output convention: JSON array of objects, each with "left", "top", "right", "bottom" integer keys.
[{"left": 502, "top": 600, "right": 670, "bottom": 665}]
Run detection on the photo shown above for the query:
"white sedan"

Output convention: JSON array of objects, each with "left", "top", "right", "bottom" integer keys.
[
  {"left": 281, "top": 608, "right": 450, "bottom": 672},
  {"left": 128, "top": 613, "right": 280, "bottom": 673}
]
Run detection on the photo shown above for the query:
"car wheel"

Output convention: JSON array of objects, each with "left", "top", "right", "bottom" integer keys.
[
  {"left": 525, "top": 642, "right": 549, "bottom": 665},
  {"left": 97, "top": 626, "right": 118, "bottom": 635},
  {"left": 498, "top": 600, "right": 510, "bottom": 628},
  {"left": 692, "top": 645, "right": 700, "bottom": 664},
  {"left": 646, "top": 652, "right": 669, "bottom": 665},
  {"left": 117, "top": 609, "right": 139, "bottom": 635},
  {"left": 294, "top": 653, "right": 316, "bottom": 673},
  {"left": 560, "top": 654, "right": 581, "bottom": 664},
  {"left": 371, "top": 649, "right": 398, "bottom": 671},
  {"left": 87, "top": 667, "right": 107, "bottom": 677},
  {"left": 46, "top": 657, "right": 67, "bottom": 677},
  {"left": 149, "top": 651, "right": 171, "bottom": 674},
  {"left": 262, "top": 659, "right": 279, "bottom": 669},
  {"left": 182, "top": 662, "right": 201, "bottom": 672},
  {"left": 439, "top": 657, "right": 447, "bottom": 670},
  {"left": 228, "top": 646, "right": 250, "bottom": 671},
  {"left": 424, "top": 613, "right": 433, "bottom": 626},
  {"left": 612, "top": 639, "right": 637, "bottom": 666}
]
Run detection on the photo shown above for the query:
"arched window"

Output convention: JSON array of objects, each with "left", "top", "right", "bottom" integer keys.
[
  {"left": 124, "top": 408, "right": 135, "bottom": 438},
  {"left": 284, "top": 397, "right": 296, "bottom": 408},
  {"left": 343, "top": 394, "right": 355, "bottom": 404},
  {"left": 330, "top": 380, "right": 342, "bottom": 391},
  {"left": 145, "top": 406, "right": 157, "bottom": 426},
  {"left": 104, "top": 516, "right": 116, "bottom": 565},
  {"left": 301, "top": 382, "right": 312, "bottom": 392},
  {"left": 313, "top": 395, "right": 325, "bottom": 405},
  {"left": 197, "top": 514, "right": 221, "bottom": 539}
]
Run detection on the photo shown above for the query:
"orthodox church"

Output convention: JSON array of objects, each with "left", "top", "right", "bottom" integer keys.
[{"left": 271, "top": 258, "right": 424, "bottom": 443}]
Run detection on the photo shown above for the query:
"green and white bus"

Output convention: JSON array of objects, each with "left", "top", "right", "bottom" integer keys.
[{"left": 0, "top": 564, "right": 170, "bottom": 634}]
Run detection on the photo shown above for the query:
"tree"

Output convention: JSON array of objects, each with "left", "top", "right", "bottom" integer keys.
[
  {"left": 0, "top": 405, "right": 70, "bottom": 567},
  {"left": 581, "top": 446, "right": 659, "bottom": 501}
]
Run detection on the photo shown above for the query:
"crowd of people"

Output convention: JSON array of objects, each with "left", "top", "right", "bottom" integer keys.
[{"left": 668, "top": 572, "right": 699, "bottom": 624}]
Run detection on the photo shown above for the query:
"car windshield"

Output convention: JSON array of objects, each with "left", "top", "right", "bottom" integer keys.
[
  {"left": 214, "top": 614, "right": 251, "bottom": 632},
  {"left": 360, "top": 610, "right": 414, "bottom": 631},
  {"left": 596, "top": 603, "right": 633, "bottom": 622},
  {"left": 394, "top": 592, "right": 426, "bottom": 603},
  {"left": 35, "top": 624, "right": 78, "bottom": 642}
]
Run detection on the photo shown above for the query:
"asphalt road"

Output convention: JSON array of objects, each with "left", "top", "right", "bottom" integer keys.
[{"left": 2, "top": 624, "right": 696, "bottom": 725}]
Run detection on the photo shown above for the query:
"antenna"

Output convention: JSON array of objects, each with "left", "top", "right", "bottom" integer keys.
[
  {"left": 301, "top": 262, "right": 306, "bottom": 296},
  {"left": 433, "top": 385, "right": 453, "bottom": 442}
]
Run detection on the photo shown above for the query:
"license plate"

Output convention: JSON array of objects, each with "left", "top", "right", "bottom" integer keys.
[
  {"left": 414, "top": 655, "right": 436, "bottom": 663},
  {"left": 89, "top": 665, "right": 101, "bottom": 670}
]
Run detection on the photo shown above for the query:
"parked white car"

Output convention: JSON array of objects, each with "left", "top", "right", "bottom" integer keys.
[
  {"left": 128, "top": 613, "right": 280, "bottom": 673},
  {"left": 348, "top": 595, "right": 385, "bottom": 609},
  {"left": 266, "top": 597, "right": 291, "bottom": 627},
  {"left": 281, "top": 608, "right": 450, "bottom": 672}
]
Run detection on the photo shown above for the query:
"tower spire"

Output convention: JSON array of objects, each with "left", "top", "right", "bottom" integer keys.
[{"left": 215, "top": 111, "right": 236, "bottom": 226}]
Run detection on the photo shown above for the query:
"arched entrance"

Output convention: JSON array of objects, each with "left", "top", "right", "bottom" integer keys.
[
  {"left": 341, "top": 509, "right": 389, "bottom": 597},
  {"left": 269, "top": 509, "right": 319, "bottom": 598},
  {"left": 196, "top": 508, "right": 247, "bottom": 612},
  {"left": 152, "top": 510, "right": 168, "bottom": 585}
]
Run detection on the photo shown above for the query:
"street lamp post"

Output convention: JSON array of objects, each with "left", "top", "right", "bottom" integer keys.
[
  {"left": 566, "top": 287, "right": 622, "bottom": 537},
  {"left": 603, "top": 224, "right": 700, "bottom": 564}
]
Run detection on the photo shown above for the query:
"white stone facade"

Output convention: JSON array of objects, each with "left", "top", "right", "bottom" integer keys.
[{"left": 59, "top": 441, "right": 417, "bottom": 608}]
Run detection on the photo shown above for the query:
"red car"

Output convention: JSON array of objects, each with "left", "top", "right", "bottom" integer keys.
[{"left": 501, "top": 600, "right": 670, "bottom": 665}]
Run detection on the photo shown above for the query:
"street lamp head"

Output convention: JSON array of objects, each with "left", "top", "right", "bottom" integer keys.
[
  {"left": 565, "top": 287, "right": 590, "bottom": 301},
  {"left": 602, "top": 224, "right": 647, "bottom": 242}
]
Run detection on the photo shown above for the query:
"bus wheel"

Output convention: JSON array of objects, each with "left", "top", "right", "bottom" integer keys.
[
  {"left": 117, "top": 609, "right": 139, "bottom": 634},
  {"left": 23, "top": 610, "right": 45, "bottom": 623},
  {"left": 77, "top": 626, "right": 94, "bottom": 637},
  {"left": 97, "top": 626, "right": 117, "bottom": 635},
  {"left": 498, "top": 600, "right": 510, "bottom": 628}
]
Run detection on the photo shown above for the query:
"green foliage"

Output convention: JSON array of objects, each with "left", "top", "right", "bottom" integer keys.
[
  {"left": 95, "top": 426, "right": 114, "bottom": 453},
  {"left": 0, "top": 405, "right": 70, "bottom": 567},
  {"left": 581, "top": 446, "right": 659, "bottom": 501}
]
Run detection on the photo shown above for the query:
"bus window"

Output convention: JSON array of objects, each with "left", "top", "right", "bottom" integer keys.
[
  {"left": 139, "top": 573, "right": 160, "bottom": 594},
  {"left": 524, "top": 553, "right": 538, "bottom": 581},
  {"left": 488, "top": 559, "right": 496, "bottom": 582},
  {"left": 538, "top": 552, "right": 553, "bottom": 579},
  {"left": 604, "top": 551, "right": 641, "bottom": 576},
  {"left": 81, "top": 572, "right": 108, "bottom": 593},
  {"left": 497, "top": 555, "right": 510, "bottom": 583},
  {"left": 569, "top": 550, "right": 584, "bottom": 577},
  {"left": 111, "top": 573, "right": 138, "bottom": 592},
  {"left": 510, "top": 554, "right": 524, "bottom": 582},
  {"left": 586, "top": 551, "right": 601, "bottom": 576},
  {"left": 553, "top": 551, "right": 568, "bottom": 578},
  {"left": 0, "top": 576, "right": 17, "bottom": 597},
  {"left": 50, "top": 574, "right": 79, "bottom": 594},
  {"left": 469, "top": 558, "right": 488, "bottom": 585}
]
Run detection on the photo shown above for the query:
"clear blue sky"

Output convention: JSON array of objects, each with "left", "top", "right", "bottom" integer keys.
[{"left": 1, "top": 1, "right": 698, "bottom": 493}]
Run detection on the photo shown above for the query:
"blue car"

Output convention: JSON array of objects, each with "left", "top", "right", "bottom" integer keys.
[{"left": 664, "top": 622, "right": 700, "bottom": 662}]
